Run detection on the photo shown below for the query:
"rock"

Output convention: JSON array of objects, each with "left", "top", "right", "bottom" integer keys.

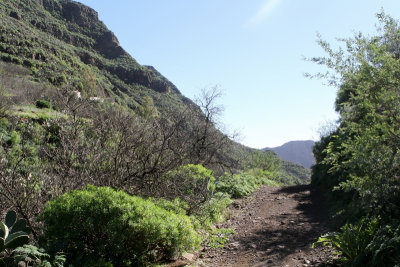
[
  {"left": 289, "top": 220, "right": 296, "bottom": 224},
  {"left": 275, "top": 232, "right": 283, "bottom": 237},
  {"left": 249, "top": 243, "right": 257, "bottom": 249},
  {"left": 10, "top": 11, "right": 21, "bottom": 20},
  {"left": 196, "top": 260, "right": 206, "bottom": 267},
  {"left": 277, "top": 245, "right": 285, "bottom": 249},
  {"left": 304, "top": 259, "right": 311, "bottom": 264},
  {"left": 182, "top": 252, "right": 195, "bottom": 261},
  {"left": 61, "top": 1, "right": 99, "bottom": 27},
  {"left": 230, "top": 241, "right": 240, "bottom": 248}
]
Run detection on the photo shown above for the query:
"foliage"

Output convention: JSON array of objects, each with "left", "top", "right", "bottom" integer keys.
[
  {"left": 13, "top": 245, "right": 66, "bottom": 267},
  {"left": 35, "top": 100, "right": 51, "bottom": 109},
  {"left": 160, "top": 164, "right": 216, "bottom": 215},
  {"left": 365, "top": 222, "right": 400, "bottom": 267},
  {"left": 0, "top": 0, "right": 305, "bottom": 264},
  {"left": 0, "top": 210, "right": 31, "bottom": 266},
  {"left": 216, "top": 171, "right": 279, "bottom": 198},
  {"left": 310, "top": 11, "right": 400, "bottom": 265},
  {"left": 313, "top": 217, "right": 379, "bottom": 264},
  {"left": 314, "top": 218, "right": 400, "bottom": 267},
  {"left": 204, "top": 228, "right": 235, "bottom": 249},
  {"left": 153, "top": 164, "right": 232, "bottom": 227},
  {"left": 244, "top": 150, "right": 280, "bottom": 173},
  {"left": 41, "top": 185, "right": 201, "bottom": 266},
  {"left": 0, "top": 210, "right": 31, "bottom": 252},
  {"left": 310, "top": 12, "right": 400, "bottom": 218},
  {"left": 193, "top": 192, "right": 233, "bottom": 227},
  {"left": 138, "top": 96, "right": 159, "bottom": 120}
]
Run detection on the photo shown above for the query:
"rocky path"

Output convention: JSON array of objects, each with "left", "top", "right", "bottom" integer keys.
[{"left": 191, "top": 185, "right": 335, "bottom": 267}]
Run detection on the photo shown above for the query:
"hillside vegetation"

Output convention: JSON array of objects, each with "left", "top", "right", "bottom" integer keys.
[
  {"left": 311, "top": 12, "right": 400, "bottom": 266},
  {"left": 0, "top": 0, "right": 309, "bottom": 266},
  {"left": 0, "top": 0, "right": 192, "bottom": 114}
]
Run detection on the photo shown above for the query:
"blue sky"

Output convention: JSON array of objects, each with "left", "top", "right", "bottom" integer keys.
[{"left": 78, "top": 0, "right": 400, "bottom": 148}]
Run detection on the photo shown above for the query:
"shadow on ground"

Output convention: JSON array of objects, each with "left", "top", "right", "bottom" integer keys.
[{"left": 234, "top": 184, "right": 333, "bottom": 265}]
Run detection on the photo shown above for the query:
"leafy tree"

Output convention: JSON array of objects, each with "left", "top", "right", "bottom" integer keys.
[
  {"left": 138, "top": 96, "right": 159, "bottom": 120},
  {"left": 311, "top": 11, "right": 400, "bottom": 218},
  {"left": 310, "top": 11, "right": 400, "bottom": 265}
]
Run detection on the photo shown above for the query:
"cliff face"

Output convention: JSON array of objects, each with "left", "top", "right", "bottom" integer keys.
[{"left": 0, "top": 0, "right": 186, "bottom": 112}]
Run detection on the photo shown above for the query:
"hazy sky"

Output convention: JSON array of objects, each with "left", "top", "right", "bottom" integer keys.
[{"left": 77, "top": 0, "right": 400, "bottom": 148}]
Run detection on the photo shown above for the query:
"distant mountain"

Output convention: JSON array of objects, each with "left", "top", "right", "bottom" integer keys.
[{"left": 263, "top": 140, "right": 315, "bottom": 169}]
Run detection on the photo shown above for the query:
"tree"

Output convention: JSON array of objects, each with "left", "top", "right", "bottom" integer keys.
[{"left": 310, "top": 11, "right": 400, "bottom": 220}]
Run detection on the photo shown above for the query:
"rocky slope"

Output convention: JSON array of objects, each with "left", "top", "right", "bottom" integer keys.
[
  {"left": 0, "top": 0, "right": 313, "bottom": 182},
  {"left": 0, "top": 0, "right": 193, "bottom": 114}
]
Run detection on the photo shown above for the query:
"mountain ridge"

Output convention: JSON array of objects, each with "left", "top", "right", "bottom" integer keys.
[
  {"left": 263, "top": 140, "right": 315, "bottom": 169},
  {"left": 0, "top": 0, "right": 191, "bottom": 115}
]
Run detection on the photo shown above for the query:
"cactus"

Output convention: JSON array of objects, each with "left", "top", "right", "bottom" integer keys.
[{"left": 0, "top": 210, "right": 30, "bottom": 255}]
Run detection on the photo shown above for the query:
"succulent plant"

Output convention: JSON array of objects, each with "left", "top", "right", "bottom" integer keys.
[{"left": 0, "top": 210, "right": 30, "bottom": 254}]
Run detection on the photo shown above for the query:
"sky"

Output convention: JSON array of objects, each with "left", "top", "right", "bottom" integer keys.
[{"left": 77, "top": 0, "right": 400, "bottom": 148}]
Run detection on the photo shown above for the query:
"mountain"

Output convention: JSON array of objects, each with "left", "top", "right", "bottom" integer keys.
[
  {"left": 264, "top": 140, "right": 315, "bottom": 169},
  {"left": 0, "top": 0, "right": 309, "bottom": 184},
  {"left": 0, "top": 0, "right": 194, "bottom": 115}
]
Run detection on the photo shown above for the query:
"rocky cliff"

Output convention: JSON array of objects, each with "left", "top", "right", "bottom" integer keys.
[{"left": 0, "top": 0, "right": 187, "bottom": 112}]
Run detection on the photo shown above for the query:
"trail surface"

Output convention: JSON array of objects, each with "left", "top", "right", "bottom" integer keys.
[{"left": 193, "top": 185, "right": 334, "bottom": 267}]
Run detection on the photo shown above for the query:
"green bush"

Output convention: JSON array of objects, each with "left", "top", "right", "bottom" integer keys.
[
  {"left": 41, "top": 185, "right": 201, "bottom": 266},
  {"left": 13, "top": 245, "right": 66, "bottom": 267},
  {"left": 35, "top": 99, "right": 51, "bottom": 109},
  {"left": 6, "top": 131, "right": 21, "bottom": 146},
  {"left": 365, "top": 222, "right": 400, "bottom": 267},
  {"left": 162, "top": 164, "right": 216, "bottom": 215},
  {"left": 216, "top": 171, "right": 278, "bottom": 198},
  {"left": 216, "top": 173, "right": 256, "bottom": 198},
  {"left": 195, "top": 192, "right": 232, "bottom": 226},
  {"left": 313, "top": 217, "right": 380, "bottom": 265}
]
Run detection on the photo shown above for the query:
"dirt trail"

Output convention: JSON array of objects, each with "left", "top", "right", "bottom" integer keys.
[{"left": 194, "top": 185, "right": 335, "bottom": 267}]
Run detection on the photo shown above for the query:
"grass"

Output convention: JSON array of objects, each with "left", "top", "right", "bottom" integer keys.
[{"left": 12, "top": 105, "right": 67, "bottom": 120}]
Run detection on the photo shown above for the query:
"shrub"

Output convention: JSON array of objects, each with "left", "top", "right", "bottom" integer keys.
[
  {"left": 13, "top": 245, "right": 66, "bottom": 267},
  {"left": 162, "top": 164, "right": 216, "bottom": 215},
  {"left": 6, "top": 131, "right": 21, "bottom": 146},
  {"left": 35, "top": 99, "right": 51, "bottom": 109},
  {"left": 195, "top": 192, "right": 232, "bottom": 226},
  {"left": 216, "top": 172, "right": 278, "bottom": 198},
  {"left": 313, "top": 217, "right": 380, "bottom": 265},
  {"left": 41, "top": 185, "right": 201, "bottom": 266},
  {"left": 365, "top": 222, "right": 400, "bottom": 267}
]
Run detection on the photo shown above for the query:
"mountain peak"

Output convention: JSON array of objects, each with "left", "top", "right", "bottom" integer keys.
[{"left": 263, "top": 140, "right": 315, "bottom": 169}]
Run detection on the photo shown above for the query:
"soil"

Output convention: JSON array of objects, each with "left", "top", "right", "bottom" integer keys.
[{"left": 174, "top": 184, "right": 336, "bottom": 267}]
